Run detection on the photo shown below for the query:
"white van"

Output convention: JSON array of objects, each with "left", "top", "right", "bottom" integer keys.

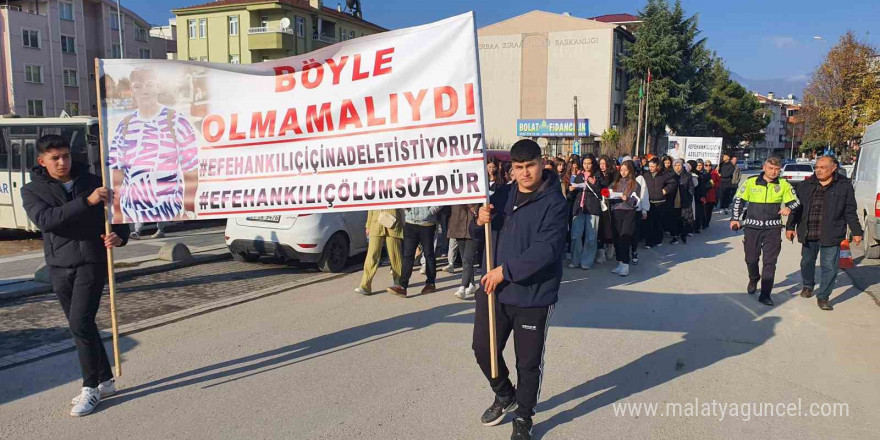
[{"left": 852, "top": 120, "right": 880, "bottom": 259}]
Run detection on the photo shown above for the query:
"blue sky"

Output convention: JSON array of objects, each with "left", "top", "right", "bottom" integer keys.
[{"left": 138, "top": 0, "right": 879, "bottom": 82}]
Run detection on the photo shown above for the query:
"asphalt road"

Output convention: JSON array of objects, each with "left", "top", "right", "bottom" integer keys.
[{"left": 1, "top": 217, "right": 878, "bottom": 440}]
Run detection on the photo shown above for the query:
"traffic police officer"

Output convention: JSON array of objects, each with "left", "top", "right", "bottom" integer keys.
[{"left": 730, "top": 156, "right": 799, "bottom": 306}]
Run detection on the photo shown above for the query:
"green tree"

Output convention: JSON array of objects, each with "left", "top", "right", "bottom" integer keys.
[
  {"left": 692, "top": 56, "right": 769, "bottom": 148},
  {"left": 802, "top": 31, "right": 879, "bottom": 151},
  {"left": 623, "top": 0, "right": 710, "bottom": 150}
]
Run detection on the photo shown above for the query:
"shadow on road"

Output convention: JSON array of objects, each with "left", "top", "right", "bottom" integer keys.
[
  {"left": 100, "top": 302, "right": 475, "bottom": 410},
  {"left": 0, "top": 336, "right": 139, "bottom": 405}
]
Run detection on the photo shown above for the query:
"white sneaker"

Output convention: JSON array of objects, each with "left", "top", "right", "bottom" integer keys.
[
  {"left": 567, "top": 262, "right": 576, "bottom": 269},
  {"left": 70, "top": 387, "right": 101, "bottom": 417},
  {"left": 71, "top": 379, "right": 115, "bottom": 405},
  {"left": 151, "top": 231, "right": 166, "bottom": 239},
  {"left": 611, "top": 262, "right": 624, "bottom": 275},
  {"left": 444, "top": 264, "right": 456, "bottom": 273},
  {"left": 419, "top": 266, "right": 427, "bottom": 275},
  {"left": 618, "top": 264, "right": 630, "bottom": 276},
  {"left": 354, "top": 287, "right": 370, "bottom": 295},
  {"left": 596, "top": 253, "right": 606, "bottom": 264},
  {"left": 606, "top": 247, "right": 616, "bottom": 261},
  {"left": 454, "top": 286, "right": 467, "bottom": 299},
  {"left": 465, "top": 283, "right": 481, "bottom": 297}
]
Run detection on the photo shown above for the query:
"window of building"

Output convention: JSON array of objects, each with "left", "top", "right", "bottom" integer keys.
[
  {"left": 295, "top": 16, "right": 305, "bottom": 37},
  {"left": 0, "top": 141, "right": 8, "bottom": 170},
  {"left": 188, "top": 19, "right": 197, "bottom": 39},
  {"left": 615, "top": 68, "right": 624, "bottom": 91},
  {"left": 613, "top": 104, "right": 621, "bottom": 126},
  {"left": 199, "top": 18, "right": 207, "bottom": 38},
  {"left": 139, "top": 48, "right": 151, "bottom": 59},
  {"left": 25, "top": 65, "right": 43, "bottom": 83},
  {"left": 65, "top": 102, "right": 79, "bottom": 116},
  {"left": 111, "top": 43, "right": 121, "bottom": 59},
  {"left": 60, "top": 2, "right": 74, "bottom": 21},
  {"left": 135, "top": 25, "right": 148, "bottom": 41},
  {"left": 110, "top": 11, "right": 120, "bottom": 30},
  {"left": 22, "top": 29, "right": 40, "bottom": 48},
  {"left": 230, "top": 54, "right": 240, "bottom": 64},
  {"left": 261, "top": 56, "right": 269, "bottom": 62},
  {"left": 61, "top": 35, "right": 75, "bottom": 54},
  {"left": 260, "top": 16, "right": 269, "bottom": 28},
  {"left": 27, "top": 99, "right": 44, "bottom": 117},
  {"left": 228, "top": 16, "right": 239, "bottom": 36},
  {"left": 63, "top": 68, "right": 78, "bottom": 87}
]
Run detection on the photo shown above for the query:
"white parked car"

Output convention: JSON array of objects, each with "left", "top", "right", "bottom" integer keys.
[
  {"left": 852, "top": 120, "right": 880, "bottom": 259},
  {"left": 225, "top": 211, "right": 369, "bottom": 272},
  {"left": 781, "top": 163, "right": 814, "bottom": 185}
]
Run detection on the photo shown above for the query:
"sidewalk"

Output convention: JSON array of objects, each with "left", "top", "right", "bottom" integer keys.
[{"left": 0, "top": 226, "right": 229, "bottom": 300}]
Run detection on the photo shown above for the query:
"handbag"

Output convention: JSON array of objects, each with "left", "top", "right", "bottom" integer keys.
[
  {"left": 582, "top": 179, "right": 609, "bottom": 212},
  {"left": 377, "top": 210, "right": 398, "bottom": 229}
]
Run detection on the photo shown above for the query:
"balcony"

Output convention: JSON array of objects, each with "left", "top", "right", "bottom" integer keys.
[
  {"left": 312, "top": 31, "right": 337, "bottom": 45},
  {"left": 248, "top": 26, "right": 294, "bottom": 50}
]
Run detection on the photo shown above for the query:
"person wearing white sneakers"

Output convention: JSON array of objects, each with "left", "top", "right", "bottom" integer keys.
[
  {"left": 607, "top": 160, "right": 642, "bottom": 277},
  {"left": 448, "top": 203, "right": 481, "bottom": 300},
  {"left": 21, "top": 135, "right": 129, "bottom": 416}
]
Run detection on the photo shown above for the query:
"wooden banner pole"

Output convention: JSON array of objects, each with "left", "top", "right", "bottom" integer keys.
[
  {"left": 483, "top": 219, "right": 498, "bottom": 378},
  {"left": 94, "top": 59, "right": 121, "bottom": 377}
]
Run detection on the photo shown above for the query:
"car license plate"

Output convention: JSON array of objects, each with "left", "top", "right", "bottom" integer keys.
[{"left": 247, "top": 215, "right": 281, "bottom": 223}]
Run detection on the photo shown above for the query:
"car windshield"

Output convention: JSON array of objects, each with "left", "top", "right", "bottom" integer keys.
[{"left": 785, "top": 164, "right": 813, "bottom": 172}]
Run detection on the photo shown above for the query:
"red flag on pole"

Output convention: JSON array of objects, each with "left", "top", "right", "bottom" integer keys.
[{"left": 647, "top": 68, "right": 652, "bottom": 83}]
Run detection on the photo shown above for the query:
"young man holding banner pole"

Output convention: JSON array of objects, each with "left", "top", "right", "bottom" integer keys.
[
  {"left": 21, "top": 135, "right": 129, "bottom": 417},
  {"left": 474, "top": 139, "right": 568, "bottom": 440}
]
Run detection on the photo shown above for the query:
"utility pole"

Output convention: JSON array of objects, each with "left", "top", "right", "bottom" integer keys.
[
  {"left": 573, "top": 96, "right": 579, "bottom": 156},
  {"left": 116, "top": 0, "right": 125, "bottom": 57},
  {"left": 635, "top": 79, "right": 644, "bottom": 157}
]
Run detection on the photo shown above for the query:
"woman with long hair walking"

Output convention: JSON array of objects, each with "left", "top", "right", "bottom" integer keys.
[{"left": 608, "top": 161, "right": 642, "bottom": 276}]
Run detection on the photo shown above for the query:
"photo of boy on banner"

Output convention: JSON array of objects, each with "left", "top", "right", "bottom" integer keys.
[{"left": 104, "top": 66, "right": 203, "bottom": 224}]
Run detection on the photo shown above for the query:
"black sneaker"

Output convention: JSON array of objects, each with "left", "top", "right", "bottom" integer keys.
[
  {"left": 511, "top": 417, "right": 533, "bottom": 440},
  {"left": 758, "top": 295, "right": 774, "bottom": 306},
  {"left": 481, "top": 394, "right": 517, "bottom": 426},
  {"left": 631, "top": 252, "right": 640, "bottom": 264},
  {"left": 670, "top": 237, "right": 679, "bottom": 245}
]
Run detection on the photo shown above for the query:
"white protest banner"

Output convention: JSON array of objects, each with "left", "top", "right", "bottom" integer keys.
[
  {"left": 98, "top": 13, "right": 487, "bottom": 224},
  {"left": 667, "top": 136, "right": 722, "bottom": 164}
]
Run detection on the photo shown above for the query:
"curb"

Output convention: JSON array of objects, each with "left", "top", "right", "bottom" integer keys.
[{"left": 0, "top": 267, "right": 354, "bottom": 370}]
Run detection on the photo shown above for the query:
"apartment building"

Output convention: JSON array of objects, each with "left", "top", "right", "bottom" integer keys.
[
  {"left": 150, "top": 18, "right": 178, "bottom": 60},
  {"left": 478, "top": 10, "right": 634, "bottom": 155},
  {"left": 0, "top": 0, "right": 168, "bottom": 117},
  {"left": 172, "top": 0, "right": 386, "bottom": 65},
  {"left": 747, "top": 92, "right": 789, "bottom": 161}
]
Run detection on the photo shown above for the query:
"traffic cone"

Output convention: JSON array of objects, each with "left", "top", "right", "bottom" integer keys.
[{"left": 839, "top": 239, "right": 855, "bottom": 269}]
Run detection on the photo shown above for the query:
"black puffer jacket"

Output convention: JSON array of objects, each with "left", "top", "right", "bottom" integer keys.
[
  {"left": 22, "top": 163, "right": 129, "bottom": 268},
  {"left": 642, "top": 170, "right": 678, "bottom": 203}
]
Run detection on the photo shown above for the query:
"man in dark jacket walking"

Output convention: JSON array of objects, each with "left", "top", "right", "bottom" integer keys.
[
  {"left": 718, "top": 153, "right": 737, "bottom": 214},
  {"left": 21, "top": 135, "right": 129, "bottom": 417},
  {"left": 786, "top": 156, "right": 863, "bottom": 311},
  {"left": 641, "top": 158, "right": 678, "bottom": 248},
  {"left": 473, "top": 139, "right": 568, "bottom": 440}
]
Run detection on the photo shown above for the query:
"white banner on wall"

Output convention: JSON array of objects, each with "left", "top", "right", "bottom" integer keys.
[{"left": 98, "top": 13, "right": 487, "bottom": 224}]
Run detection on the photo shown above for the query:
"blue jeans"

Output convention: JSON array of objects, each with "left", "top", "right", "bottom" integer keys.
[
  {"left": 801, "top": 241, "right": 841, "bottom": 300},
  {"left": 571, "top": 214, "right": 599, "bottom": 268}
]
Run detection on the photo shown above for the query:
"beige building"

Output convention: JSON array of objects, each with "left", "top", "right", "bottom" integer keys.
[
  {"left": 478, "top": 11, "right": 634, "bottom": 155},
  {"left": 172, "top": 0, "right": 386, "bottom": 65},
  {"left": 0, "top": 0, "right": 168, "bottom": 117},
  {"left": 748, "top": 92, "right": 790, "bottom": 161}
]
